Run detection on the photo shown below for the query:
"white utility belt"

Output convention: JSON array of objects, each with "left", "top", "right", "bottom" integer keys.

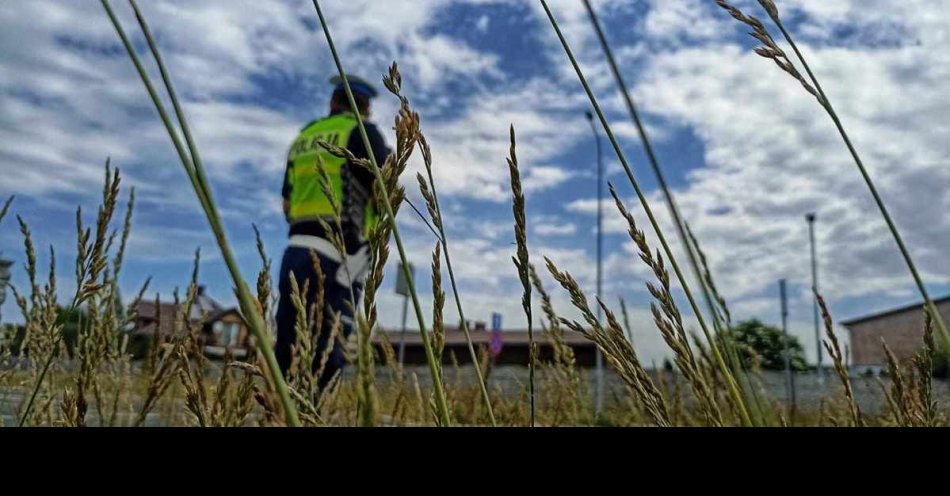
[
  {"left": 288, "top": 235, "right": 343, "bottom": 263},
  {"left": 288, "top": 235, "right": 371, "bottom": 288}
]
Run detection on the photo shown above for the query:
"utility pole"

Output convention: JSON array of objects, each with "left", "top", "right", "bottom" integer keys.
[
  {"left": 395, "top": 262, "right": 414, "bottom": 366},
  {"left": 0, "top": 258, "right": 12, "bottom": 325},
  {"left": 586, "top": 110, "right": 605, "bottom": 416},
  {"left": 807, "top": 213, "right": 823, "bottom": 382},
  {"left": 780, "top": 279, "right": 796, "bottom": 422}
]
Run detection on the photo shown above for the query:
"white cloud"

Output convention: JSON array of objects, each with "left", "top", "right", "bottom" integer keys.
[
  {"left": 3, "top": 0, "right": 949, "bottom": 367},
  {"left": 644, "top": 0, "right": 732, "bottom": 46},
  {"left": 418, "top": 77, "right": 588, "bottom": 201},
  {"left": 535, "top": 222, "right": 577, "bottom": 237},
  {"left": 632, "top": 36, "right": 950, "bottom": 298},
  {"left": 559, "top": 0, "right": 950, "bottom": 344},
  {"left": 0, "top": 0, "right": 578, "bottom": 213},
  {"left": 476, "top": 15, "right": 490, "bottom": 33}
]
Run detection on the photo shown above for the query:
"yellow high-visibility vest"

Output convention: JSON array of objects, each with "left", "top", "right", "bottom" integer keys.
[{"left": 286, "top": 112, "right": 378, "bottom": 238}]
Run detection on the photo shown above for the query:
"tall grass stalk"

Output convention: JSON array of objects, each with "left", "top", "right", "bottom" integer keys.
[
  {"left": 18, "top": 165, "right": 124, "bottom": 426},
  {"left": 310, "top": 0, "right": 451, "bottom": 426},
  {"left": 531, "top": 265, "right": 582, "bottom": 426},
  {"left": 430, "top": 243, "right": 447, "bottom": 411},
  {"left": 619, "top": 297, "right": 634, "bottom": 345},
  {"left": 545, "top": 258, "right": 671, "bottom": 426},
  {"left": 581, "top": 0, "right": 722, "bottom": 333},
  {"left": 387, "top": 64, "right": 496, "bottom": 424},
  {"left": 685, "top": 219, "right": 770, "bottom": 425},
  {"left": 609, "top": 185, "right": 722, "bottom": 425},
  {"left": 415, "top": 134, "right": 497, "bottom": 425},
  {"left": 0, "top": 197, "right": 12, "bottom": 227},
  {"left": 583, "top": 0, "right": 769, "bottom": 425},
  {"left": 101, "top": 0, "right": 299, "bottom": 426},
  {"left": 507, "top": 126, "right": 535, "bottom": 427},
  {"left": 313, "top": 160, "right": 359, "bottom": 310},
  {"left": 539, "top": 0, "right": 753, "bottom": 426},
  {"left": 310, "top": 157, "right": 376, "bottom": 425},
  {"left": 717, "top": 0, "right": 950, "bottom": 346},
  {"left": 816, "top": 292, "right": 862, "bottom": 427}
]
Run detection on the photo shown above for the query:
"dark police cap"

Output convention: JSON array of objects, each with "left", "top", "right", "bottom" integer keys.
[{"left": 329, "top": 75, "right": 379, "bottom": 99}]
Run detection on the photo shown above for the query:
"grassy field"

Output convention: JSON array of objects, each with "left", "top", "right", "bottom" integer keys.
[
  {"left": 1, "top": 0, "right": 948, "bottom": 427},
  {"left": 3, "top": 362, "right": 948, "bottom": 427}
]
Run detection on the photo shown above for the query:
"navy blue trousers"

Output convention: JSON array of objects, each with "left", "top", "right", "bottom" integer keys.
[{"left": 275, "top": 246, "right": 363, "bottom": 393}]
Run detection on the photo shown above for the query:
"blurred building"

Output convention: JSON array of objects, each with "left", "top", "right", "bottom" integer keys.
[
  {"left": 842, "top": 295, "right": 950, "bottom": 374},
  {"left": 379, "top": 322, "right": 600, "bottom": 367},
  {"left": 133, "top": 286, "right": 251, "bottom": 359}
]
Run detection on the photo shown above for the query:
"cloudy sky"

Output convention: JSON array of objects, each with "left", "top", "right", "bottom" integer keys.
[{"left": 1, "top": 0, "right": 947, "bottom": 365}]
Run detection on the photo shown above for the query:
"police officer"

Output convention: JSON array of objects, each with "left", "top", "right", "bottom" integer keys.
[{"left": 277, "top": 75, "right": 392, "bottom": 392}]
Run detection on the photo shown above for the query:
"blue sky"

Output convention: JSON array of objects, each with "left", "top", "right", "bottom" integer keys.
[{"left": 1, "top": 0, "right": 948, "bottom": 364}]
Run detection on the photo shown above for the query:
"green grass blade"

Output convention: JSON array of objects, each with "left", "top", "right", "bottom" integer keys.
[
  {"left": 540, "top": 0, "right": 753, "bottom": 426},
  {"left": 310, "top": 0, "right": 451, "bottom": 427},
  {"left": 768, "top": 15, "right": 950, "bottom": 348},
  {"left": 102, "top": 0, "right": 300, "bottom": 427}
]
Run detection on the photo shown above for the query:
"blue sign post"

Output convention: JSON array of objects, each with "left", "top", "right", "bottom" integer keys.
[{"left": 490, "top": 313, "right": 503, "bottom": 358}]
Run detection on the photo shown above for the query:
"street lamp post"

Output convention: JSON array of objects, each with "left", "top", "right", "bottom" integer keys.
[
  {"left": 395, "top": 262, "right": 415, "bottom": 366},
  {"left": 806, "top": 213, "right": 823, "bottom": 382},
  {"left": 780, "top": 279, "right": 796, "bottom": 421},
  {"left": 0, "top": 258, "right": 12, "bottom": 325},
  {"left": 586, "top": 110, "right": 605, "bottom": 415}
]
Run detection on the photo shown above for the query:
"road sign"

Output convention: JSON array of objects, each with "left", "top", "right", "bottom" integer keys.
[
  {"left": 490, "top": 312, "right": 503, "bottom": 358},
  {"left": 0, "top": 259, "right": 12, "bottom": 307},
  {"left": 395, "top": 262, "right": 415, "bottom": 297}
]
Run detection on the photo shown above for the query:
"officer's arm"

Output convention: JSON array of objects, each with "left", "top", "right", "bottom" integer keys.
[
  {"left": 282, "top": 162, "right": 292, "bottom": 221},
  {"left": 350, "top": 123, "right": 392, "bottom": 167},
  {"left": 349, "top": 123, "right": 393, "bottom": 190},
  {"left": 366, "top": 124, "right": 392, "bottom": 167}
]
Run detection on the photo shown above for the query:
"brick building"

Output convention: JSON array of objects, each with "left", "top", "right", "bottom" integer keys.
[{"left": 842, "top": 296, "right": 950, "bottom": 374}]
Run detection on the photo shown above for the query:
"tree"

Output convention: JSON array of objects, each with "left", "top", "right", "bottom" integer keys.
[
  {"left": 934, "top": 343, "right": 950, "bottom": 379},
  {"left": 730, "top": 319, "right": 808, "bottom": 372},
  {"left": 4, "top": 306, "right": 85, "bottom": 357}
]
